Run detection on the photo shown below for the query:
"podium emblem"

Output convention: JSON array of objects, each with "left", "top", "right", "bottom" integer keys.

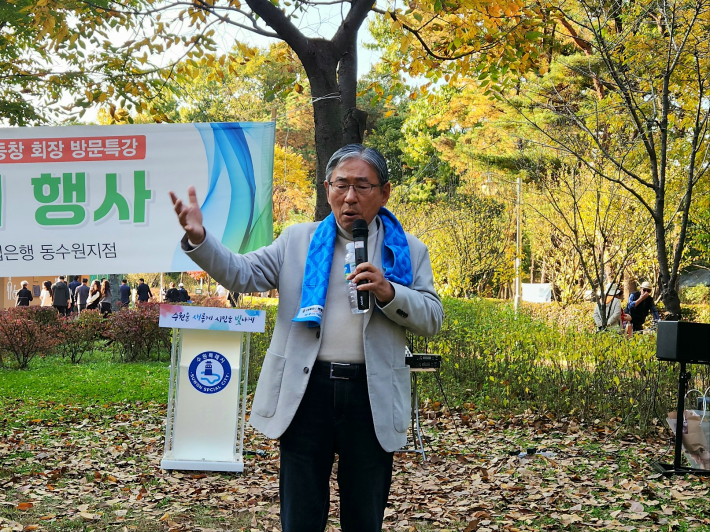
[{"left": 188, "top": 351, "right": 232, "bottom": 394}]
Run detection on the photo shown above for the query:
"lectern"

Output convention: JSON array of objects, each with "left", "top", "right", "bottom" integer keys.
[{"left": 158, "top": 304, "right": 266, "bottom": 472}]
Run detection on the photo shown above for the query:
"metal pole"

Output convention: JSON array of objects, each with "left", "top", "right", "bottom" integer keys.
[
  {"left": 163, "top": 329, "right": 180, "bottom": 458},
  {"left": 674, "top": 362, "right": 689, "bottom": 469},
  {"left": 514, "top": 176, "right": 522, "bottom": 314},
  {"left": 239, "top": 332, "right": 251, "bottom": 462}
]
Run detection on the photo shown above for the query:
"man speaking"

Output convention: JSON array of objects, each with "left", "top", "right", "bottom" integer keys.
[{"left": 171, "top": 144, "right": 443, "bottom": 532}]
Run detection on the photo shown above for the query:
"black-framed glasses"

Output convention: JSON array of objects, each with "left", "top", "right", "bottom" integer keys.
[{"left": 327, "top": 181, "right": 383, "bottom": 196}]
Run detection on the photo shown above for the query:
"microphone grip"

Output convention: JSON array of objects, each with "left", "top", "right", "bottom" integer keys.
[{"left": 353, "top": 240, "right": 370, "bottom": 310}]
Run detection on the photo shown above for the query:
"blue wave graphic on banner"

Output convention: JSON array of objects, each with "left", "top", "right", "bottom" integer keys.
[{"left": 171, "top": 122, "right": 274, "bottom": 271}]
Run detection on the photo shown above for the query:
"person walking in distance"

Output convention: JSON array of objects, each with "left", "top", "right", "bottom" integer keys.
[
  {"left": 40, "top": 281, "right": 53, "bottom": 307},
  {"left": 75, "top": 278, "right": 90, "bottom": 313},
  {"left": 165, "top": 282, "right": 181, "bottom": 303},
  {"left": 171, "top": 144, "right": 443, "bottom": 532},
  {"left": 51, "top": 276, "right": 72, "bottom": 316},
  {"left": 68, "top": 276, "right": 81, "bottom": 313},
  {"left": 99, "top": 279, "right": 112, "bottom": 316},
  {"left": 119, "top": 279, "right": 131, "bottom": 309},
  {"left": 15, "top": 281, "right": 33, "bottom": 307},
  {"left": 178, "top": 283, "right": 190, "bottom": 303},
  {"left": 86, "top": 280, "right": 101, "bottom": 311},
  {"left": 136, "top": 278, "right": 153, "bottom": 303}
]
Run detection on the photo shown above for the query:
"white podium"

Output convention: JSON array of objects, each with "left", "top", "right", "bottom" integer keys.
[{"left": 158, "top": 304, "right": 266, "bottom": 472}]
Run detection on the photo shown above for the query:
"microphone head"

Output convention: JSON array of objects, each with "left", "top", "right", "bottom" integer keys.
[{"left": 352, "top": 219, "right": 368, "bottom": 238}]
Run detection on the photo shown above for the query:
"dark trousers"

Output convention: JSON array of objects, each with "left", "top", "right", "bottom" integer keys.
[
  {"left": 279, "top": 370, "right": 393, "bottom": 532},
  {"left": 54, "top": 305, "right": 69, "bottom": 317}
]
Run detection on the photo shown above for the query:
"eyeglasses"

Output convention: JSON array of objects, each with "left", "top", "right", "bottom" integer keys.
[
  {"left": 642, "top": 289, "right": 651, "bottom": 293},
  {"left": 327, "top": 181, "right": 383, "bottom": 196}
]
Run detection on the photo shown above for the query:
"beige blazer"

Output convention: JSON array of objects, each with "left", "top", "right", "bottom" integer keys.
[{"left": 183, "top": 218, "right": 443, "bottom": 452}]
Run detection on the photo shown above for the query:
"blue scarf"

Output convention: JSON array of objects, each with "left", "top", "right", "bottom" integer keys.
[{"left": 293, "top": 208, "right": 412, "bottom": 327}]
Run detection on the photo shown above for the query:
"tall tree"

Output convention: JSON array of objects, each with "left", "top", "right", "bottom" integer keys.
[
  {"left": 70, "top": 0, "right": 548, "bottom": 220},
  {"left": 501, "top": 0, "right": 710, "bottom": 318},
  {"left": 93, "top": 0, "right": 375, "bottom": 220},
  {"left": 385, "top": 0, "right": 710, "bottom": 317}
]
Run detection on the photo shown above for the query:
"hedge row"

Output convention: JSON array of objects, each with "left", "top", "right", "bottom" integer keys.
[
  {"left": 2, "top": 298, "right": 700, "bottom": 434},
  {"left": 0, "top": 304, "right": 171, "bottom": 369}
]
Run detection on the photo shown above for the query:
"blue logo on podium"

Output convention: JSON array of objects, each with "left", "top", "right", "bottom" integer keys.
[{"left": 188, "top": 351, "right": 232, "bottom": 394}]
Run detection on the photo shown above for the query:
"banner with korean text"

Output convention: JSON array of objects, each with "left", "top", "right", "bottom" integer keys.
[{"left": 0, "top": 123, "right": 274, "bottom": 276}]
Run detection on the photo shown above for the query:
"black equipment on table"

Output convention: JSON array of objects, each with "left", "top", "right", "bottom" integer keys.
[
  {"left": 652, "top": 321, "right": 710, "bottom": 476},
  {"left": 405, "top": 353, "right": 441, "bottom": 370}
]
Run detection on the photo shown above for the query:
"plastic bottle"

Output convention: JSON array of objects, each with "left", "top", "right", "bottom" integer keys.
[{"left": 345, "top": 242, "right": 368, "bottom": 314}]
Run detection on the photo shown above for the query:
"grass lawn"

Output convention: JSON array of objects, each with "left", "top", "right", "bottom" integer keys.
[{"left": 1, "top": 351, "right": 710, "bottom": 531}]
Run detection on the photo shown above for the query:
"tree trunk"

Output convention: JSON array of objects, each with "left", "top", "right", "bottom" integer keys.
[
  {"left": 302, "top": 40, "right": 366, "bottom": 221},
  {"left": 241, "top": 0, "right": 373, "bottom": 222},
  {"left": 109, "top": 273, "right": 120, "bottom": 308}
]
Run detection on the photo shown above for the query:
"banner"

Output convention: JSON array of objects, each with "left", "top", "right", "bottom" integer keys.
[
  {"left": 159, "top": 304, "right": 266, "bottom": 333},
  {"left": 522, "top": 283, "right": 552, "bottom": 303},
  {"left": 0, "top": 123, "right": 274, "bottom": 276}
]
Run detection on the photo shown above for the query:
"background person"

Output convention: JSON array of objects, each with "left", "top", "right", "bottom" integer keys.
[
  {"left": 119, "top": 279, "right": 131, "bottom": 309},
  {"left": 40, "top": 281, "right": 53, "bottom": 307},
  {"left": 75, "top": 278, "right": 90, "bottom": 313},
  {"left": 136, "top": 278, "right": 152, "bottom": 303},
  {"left": 626, "top": 281, "right": 660, "bottom": 332},
  {"left": 51, "top": 276, "right": 72, "bottom": 316},
  {"left": 99, "top": 279, "right": 112, "bottom": 316},
  {"left": 68, "top": 276, "right": 81, "bottom": 313},
  {"left": 15, "top": 281, "right": 33, "bottom": 307},
  {"left": 178, "top": 283, "right": 190, "bottom": 302},
  {"left": 593, "top": 284, "right": 630, "bottom": 332},
  {"left": 170, "top": 144, "right": 444, "bottom": 532},
  {"left": 86, "top": 280, "right": 101, "bottom": 310},
  {"left": 165, "top": 282, "right": 181, "bottom": 303}
]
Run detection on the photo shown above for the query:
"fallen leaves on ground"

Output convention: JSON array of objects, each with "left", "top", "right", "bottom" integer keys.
[{"left": 0, "top": 399, "right": 709, "bottom": 531}]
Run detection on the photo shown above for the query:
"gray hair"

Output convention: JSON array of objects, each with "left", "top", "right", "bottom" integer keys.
[
  {"left": 325, "top": 144, "right": 389, "bottom": 185},
  {"left": 21, "top": 280, "right": 29, "bottom": 287}
]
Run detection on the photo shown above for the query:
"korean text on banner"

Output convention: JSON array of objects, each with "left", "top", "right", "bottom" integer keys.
[{"left": 0, "top": 123, "right": 275, "bottom": 276}]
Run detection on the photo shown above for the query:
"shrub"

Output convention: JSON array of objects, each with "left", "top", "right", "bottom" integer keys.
[
  {"left": 409, "top": 297, "right": 681, "bottom": 434},
  {"left": 25, "top": 305, "right": 61, "bottom": 327},
  {"left": 55, "top": 310, "right": 104, "bottom": 363},
  {"left": 0, "top": 307, "right": 60, "bottom": 369},
  {"left": 680, "top": 284, "right": 710, "bottom": 305},
  {"left": 105, "top": 304, "right": 171, "bottom": 362},
  {"left": 193, "top": 295, "right": 230, "bottom": 307},
  {"left": 519, "top": 301, "right": 596, "bottom": 331},
  {"left": 246, "top": 304, "right": 277, "bottom": 387}
]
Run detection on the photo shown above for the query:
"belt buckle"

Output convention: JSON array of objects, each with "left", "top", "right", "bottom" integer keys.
[{"left": 330, "top": 362, "right": 350, "bottom": 380}]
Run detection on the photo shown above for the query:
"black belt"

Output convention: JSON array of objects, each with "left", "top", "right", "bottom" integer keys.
[{"left": 312, "top": 361, "right": 367, "bottom": 380}]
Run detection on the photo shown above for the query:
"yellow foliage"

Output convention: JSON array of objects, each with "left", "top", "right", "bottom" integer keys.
[{"left": 272, "top": 145, "right": 314, "bottom": 226}]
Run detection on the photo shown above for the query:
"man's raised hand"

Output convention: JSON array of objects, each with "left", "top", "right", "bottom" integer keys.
[{"left": 169, "top": 186, "right": 206, "bottom": 245}]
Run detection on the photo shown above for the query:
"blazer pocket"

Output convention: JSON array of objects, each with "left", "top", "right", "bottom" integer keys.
[
  {"left": 252, "top": 350, "right": 287, "bottom": 418},
  {"left": 392, "top": 366, "right": 411, "bottom": 433}
]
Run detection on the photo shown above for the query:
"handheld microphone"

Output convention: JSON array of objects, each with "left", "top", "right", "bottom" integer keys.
[{"left": 352, "top": 219, "right": 370, "bottom": 311}]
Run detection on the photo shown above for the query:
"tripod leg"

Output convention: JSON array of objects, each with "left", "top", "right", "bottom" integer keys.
[{"left": 673, "top": 362, "right": 689, "bottom": 469}]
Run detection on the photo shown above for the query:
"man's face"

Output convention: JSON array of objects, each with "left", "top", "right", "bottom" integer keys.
[{"left": 325, "top": 157, "right": 391, "bottom": 233}]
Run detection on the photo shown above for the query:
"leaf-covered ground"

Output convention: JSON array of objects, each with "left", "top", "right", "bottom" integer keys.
[{"left": 1, "top": 399, "right": 709, "bottom": 532}]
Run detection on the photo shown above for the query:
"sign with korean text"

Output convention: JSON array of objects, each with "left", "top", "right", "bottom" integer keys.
[
  {"left": 158, "top": 304, "right": 266, "bottom": 333},
  {"left": 0, "top": 123, "right": 274, "bottom": 275}
]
